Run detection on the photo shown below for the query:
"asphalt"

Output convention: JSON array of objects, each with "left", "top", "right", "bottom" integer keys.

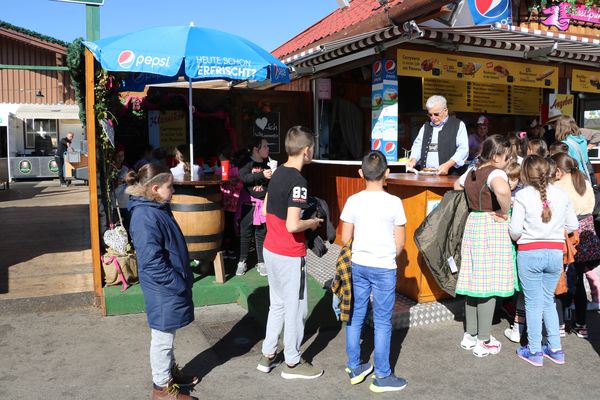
[{"left": 0, "top": 302, "right": 598, "bottom": 400}]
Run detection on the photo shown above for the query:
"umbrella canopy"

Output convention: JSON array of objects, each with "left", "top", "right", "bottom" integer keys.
[
  {"left": 82, "top": 25, "right": 290, "bottom": 177},
  {"left": 83, "top": 25, "right": 289, "bottom": 83}
]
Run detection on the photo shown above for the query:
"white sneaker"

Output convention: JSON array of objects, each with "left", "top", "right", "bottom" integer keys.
[
  {"left": 473, "top": 336, "right": 501, "bottom": 357},
  {"left": 236, "top": 260, "right": 247, "bottom": 276},
  {"left": 256, "top": 262, "right": 268, "bottom": 277},
  {"left": 460, "top": 333, "right": 477, "bottom": 350},
  {"left": 504, "top": 326, "right": 521, "bottom": 343}
]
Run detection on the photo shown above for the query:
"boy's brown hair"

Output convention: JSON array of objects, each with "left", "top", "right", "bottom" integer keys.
[
  {"left": 505, "top": 161, "right": 521, "bottom": 180},
  {"left": 285, "top": 126, "right": 315, "bottom": 156}
]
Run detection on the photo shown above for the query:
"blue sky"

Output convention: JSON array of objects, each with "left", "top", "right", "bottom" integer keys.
[{"left": 1, "top": 0, "right": 339, "bottom": 51}]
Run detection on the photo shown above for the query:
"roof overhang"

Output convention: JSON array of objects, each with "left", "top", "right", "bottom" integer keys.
[
  {"left": 285, "top": 22, "right": 600, "bottom": 76},
  {"left": 418, "top": 23, "right": 600, "bottom": 68},
  {"left": 12, "top": 104, "right": 80, "bottom": 120}
]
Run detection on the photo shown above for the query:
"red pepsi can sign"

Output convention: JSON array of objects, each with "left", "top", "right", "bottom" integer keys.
[
  {"left": 467, "top": 0, "right": 512, "bottom": 25},
  {"left": 372, "top": 60, "right": 383, "bottom": 84}
]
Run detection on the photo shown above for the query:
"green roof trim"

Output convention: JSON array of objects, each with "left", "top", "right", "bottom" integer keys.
[{"left": 0, "top": 20, "right": 69, "bottom": 47}]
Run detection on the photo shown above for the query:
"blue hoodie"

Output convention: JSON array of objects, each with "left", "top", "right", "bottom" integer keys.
[
  {"left": 128, "top": 194, "right": 194, "bottom": 331},
  {"left": 563, "top": 134, "right": 590, "bottom": 176}
]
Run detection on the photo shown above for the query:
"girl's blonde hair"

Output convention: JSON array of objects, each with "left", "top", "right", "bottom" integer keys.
[
  {"left": 175, "top": 144, "right": 191, "bottom": 180},
  {"left": 125, "top": 163, "right": 172, "bottom": 202},
  {"left": 521, "top": 155, "right": 552, "bottom": 223},
  {"left": 554, "top": 115, "right": 577, "bottom": 141}
]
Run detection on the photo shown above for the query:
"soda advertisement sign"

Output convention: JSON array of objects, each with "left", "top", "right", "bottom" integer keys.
[
  {"left": 572, "top": 68, "right": 600, "bottom": 94},
  {"left": 466, "top": 0, "right": 512, "bottom": 25},
  {"left": 371, "top": 58, "right": 398, "bottom": 162},
  {"left": 398, "top": 49, "right": 557, "bottom": 89}
]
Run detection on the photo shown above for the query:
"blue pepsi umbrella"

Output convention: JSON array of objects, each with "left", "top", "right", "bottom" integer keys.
[{"left": 83, "top": 25, "right": 290, "bottom": 176}]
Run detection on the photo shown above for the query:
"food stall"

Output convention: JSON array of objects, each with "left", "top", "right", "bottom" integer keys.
[{"left": 0, "top": 104, "right": 84, "bottom": 181}]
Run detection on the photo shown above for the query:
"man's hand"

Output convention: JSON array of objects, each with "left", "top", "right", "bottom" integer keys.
[
  {"left": 436, "top": 162, "right": 451, "bottom": 176},
  {"left": 407, "top": 158, "right": 417, "bottom": 169}
]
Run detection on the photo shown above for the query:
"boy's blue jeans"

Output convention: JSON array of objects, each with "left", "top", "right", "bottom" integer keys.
[
  {"left": 346, "top": 263, "right": 396, "bottom": 378},
  {"left": 517, "top": 249, "right": 563, "bottom": 353}
]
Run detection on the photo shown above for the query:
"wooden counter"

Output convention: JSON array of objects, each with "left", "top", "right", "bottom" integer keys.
[
  {"left": 305, "top": 163, "right": 457, "bottom": 303},
  {"left": 386, "top": 173, "right": 457, "bottom": 303}
]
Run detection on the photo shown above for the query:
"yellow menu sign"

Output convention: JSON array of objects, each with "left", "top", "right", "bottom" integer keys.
[
  {"left": 572, "top": 69, "right": 600, "bottom": 94},
  {"left": 423, "top": 79, "right": 541, "bottom": 115},
  {"left": 399, "top": 49, "right": 558, "bottom": 89}
]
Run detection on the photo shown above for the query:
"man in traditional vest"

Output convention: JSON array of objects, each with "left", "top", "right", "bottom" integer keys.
[{"left": 407, "top": 95, "right": 468, "bottom": 175}]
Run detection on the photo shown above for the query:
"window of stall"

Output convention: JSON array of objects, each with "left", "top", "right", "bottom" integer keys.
[{"left": 24, "top": 119, "right": 57, "bottom": 153}]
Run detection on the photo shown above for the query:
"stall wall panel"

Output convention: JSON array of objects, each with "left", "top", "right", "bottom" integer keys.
[{"left": 0, "top": 34, "right": 76, "bottom": 105}]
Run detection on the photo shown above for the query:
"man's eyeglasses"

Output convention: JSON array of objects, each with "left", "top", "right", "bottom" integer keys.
[{"left": 427, "top": 108, "right": 447, "bottom": 117}]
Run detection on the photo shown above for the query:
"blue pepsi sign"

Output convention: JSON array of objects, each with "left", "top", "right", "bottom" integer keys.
[{"left": 467, "top": 0, "right": 512, "bottom": 25}]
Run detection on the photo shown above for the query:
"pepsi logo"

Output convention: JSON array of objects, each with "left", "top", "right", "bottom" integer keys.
[
  {"left": 372, "top": 139, "right": 382, "bottom": 151},
  {"left": 373, "top": 61, "right": 382, "bottom": 75},
  {"left": 474, "top": 0, "right": 509, "bottom": 18},
  {"left": 384, "top": 142, "right": 396, "bottom": 154},
  {"left": 118, "top": 50, "right": 135, "bottom": 69},
  {"left": 385, "top": 60, "right": 396, "bottom": 72}
]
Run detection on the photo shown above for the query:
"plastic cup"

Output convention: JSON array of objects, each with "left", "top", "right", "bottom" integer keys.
[
  {"left": 268, "top": 159, "right": 278, "bottom": 171},
  {"left": 221, "top": 160, "right": 230, "bottom": 181}
]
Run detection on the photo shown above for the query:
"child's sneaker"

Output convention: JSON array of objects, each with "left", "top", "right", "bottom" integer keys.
[
  {"left": 369, "top": 374, "right": 407, "bottom": 393},
  {"left": 472, "top": 336, "right": 501, "bottom": 357},
  {"left": 235, "top": 260, "right": 247, "bottom": 276},
  {"left": 572, "top": 323, "right": 589, "bottom": 339},
  {"left": 280, "top": 359, "right": 323, "bottom": 380},
  {"left": 256, "top": 262, "right": 268, "bottom": 277},
  {"left": 460, "top": 332, "right": 477, "bottom": 350},
  {"left": 542, "top": 345, "right": 565, "bottom": 365},
  {"left": 256, "top": 353, "right": 280, "bottom": 373},
  {"left": 345, "top": 363, "right": 373, "bottom": 385},
  {"left": 504, "top": 325, "right": 521, "bottom": 343},
  {"left": 516, "top": 346, "right": 544, "bottom": 366}
]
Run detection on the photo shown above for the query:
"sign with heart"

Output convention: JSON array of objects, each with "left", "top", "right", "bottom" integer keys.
[{"left": 253, "top": 112, "right": 280, "bottom": 154}]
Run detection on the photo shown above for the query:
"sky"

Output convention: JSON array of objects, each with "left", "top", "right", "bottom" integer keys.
[{"left": 1, "top": 0, "right": 340, "bottom": 52}]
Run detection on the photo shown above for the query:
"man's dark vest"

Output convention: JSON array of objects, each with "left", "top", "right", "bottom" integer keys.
[{"left": 420, "top": 116, "right": 460, "bottom": 167}]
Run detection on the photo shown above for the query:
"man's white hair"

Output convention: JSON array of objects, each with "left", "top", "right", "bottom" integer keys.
[{"left": 425, "top": 95, "right": 447, "bottom": 110}]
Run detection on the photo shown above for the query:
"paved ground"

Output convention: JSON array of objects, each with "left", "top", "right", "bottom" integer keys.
[
  {"left": 0, "top": 302, "right": 598, "bottom": 400},
  {"left": 0, "top": 180, "right": 93, "bottom": 300}
]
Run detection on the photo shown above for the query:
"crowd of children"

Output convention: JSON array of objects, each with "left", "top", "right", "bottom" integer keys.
[{"left": 120, "top": 120, "right": 599, "bottom": 399}]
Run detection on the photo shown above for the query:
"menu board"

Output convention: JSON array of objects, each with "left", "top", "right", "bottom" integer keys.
[
  {"left": 399, "top": 49, "right": 558, "bottom": 89},
  {"left": 572, "top": 68, "right": 600, "bottom": 94},
  {"left": 422, "top": 79, "right": 541, "bottom": 115},
  {"left": 510, "top": 86, "right": 543, "bottom": 115}
]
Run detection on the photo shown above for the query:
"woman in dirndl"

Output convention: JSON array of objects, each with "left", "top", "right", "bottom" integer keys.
[{"left": 454, "top": 134, "right": 515, "bottom": 358}]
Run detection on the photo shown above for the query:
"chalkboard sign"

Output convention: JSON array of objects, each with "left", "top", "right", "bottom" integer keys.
[{"left": 253, "top": 112, "right": 280, "bottom": 154}]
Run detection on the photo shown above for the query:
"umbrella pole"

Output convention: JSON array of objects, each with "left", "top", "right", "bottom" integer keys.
[{"left": 188, "top": 77, "right": 195, "bottom": 180}]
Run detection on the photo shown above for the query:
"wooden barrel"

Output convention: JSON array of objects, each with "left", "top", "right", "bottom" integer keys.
[{"left": 171, "top": 184, "right": 224, "bottom": 262}]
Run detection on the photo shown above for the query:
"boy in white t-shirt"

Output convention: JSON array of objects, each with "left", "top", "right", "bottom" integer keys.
[{"left": 339, "top": 151, "right": 407, "bottom": 393}]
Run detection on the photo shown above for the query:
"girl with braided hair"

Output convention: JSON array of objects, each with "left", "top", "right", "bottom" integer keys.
[
  {"left": 509, "top": 155, "right": 578, "bottom": 366},
  {"left": 552, "top": 153, "right": 600, "bottom": 339}
]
